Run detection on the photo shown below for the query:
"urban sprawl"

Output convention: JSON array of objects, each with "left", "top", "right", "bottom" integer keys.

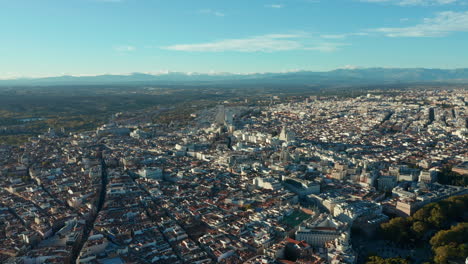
[{"left": 1, "top": 89, "right": 467, "bottom": 264}]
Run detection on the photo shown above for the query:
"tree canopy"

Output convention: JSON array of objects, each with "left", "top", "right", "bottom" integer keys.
[
  {"left": 366, "top": 256, "right": 410, "bottom": 264},
  {"left": 430, "top": 222, "right": 468, "bottom": 264},
  {"left": 379, "top": 194, "right": 468, "bottom": 264}
]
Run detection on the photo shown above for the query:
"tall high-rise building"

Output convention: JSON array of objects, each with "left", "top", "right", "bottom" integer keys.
[
  {"left": 215, "top": 105, "right": 226, "bottom": 125},
  {"left": 279, "top": 126, "right": 295, "bottom": 142}
]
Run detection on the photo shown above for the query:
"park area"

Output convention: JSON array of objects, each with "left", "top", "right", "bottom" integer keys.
[{"left": 281, "top": 209, "right": 312, "bottom": 227}]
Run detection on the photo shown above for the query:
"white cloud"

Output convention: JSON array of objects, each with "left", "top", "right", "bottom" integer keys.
[
  {"left": 360, "top": 0, "right": 459, "bottom": 6},
  {"left": 321, "top": 32, "right": 369, "bottom": 39},
  {"left": 304, "top": 43, "right": 349, "bottom": 52},
  {"left": 374, "top": 11, "right": 468, "bottom": 37},
  {"left": 114, "top": 45, "right": 136, "bottom": 52},
  {"left": 339, "top": 65, "right": 361, "bottom": 69},
  {"left": 0, "top": 72, "right": 22, "bottom": 80},
  {"left": 265, "top": 4, "right": 285, "bottom": 8},
  {"left": 199, "top": 9, "right": 225, "bottom": 17},
  {"left": 162, "top": 34, "right": 344, "bottom": 53}
]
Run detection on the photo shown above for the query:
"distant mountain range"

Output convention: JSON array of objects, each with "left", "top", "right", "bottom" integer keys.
[{"left": 2, "top": 68, "right": 468, "bottom": 86}]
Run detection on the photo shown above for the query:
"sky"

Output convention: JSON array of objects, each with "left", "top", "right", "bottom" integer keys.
[{"left": 1, "top": 0, "right": 468, "bottom": 78}]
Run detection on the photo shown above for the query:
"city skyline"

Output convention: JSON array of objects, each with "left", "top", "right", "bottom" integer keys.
[{"left": 2, "top": 0, "right": 468, "bottom": 78}]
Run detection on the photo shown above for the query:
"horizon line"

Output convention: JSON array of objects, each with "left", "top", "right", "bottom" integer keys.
[{"left": 3, "top": 66, "right": 468, "bottom": 80}]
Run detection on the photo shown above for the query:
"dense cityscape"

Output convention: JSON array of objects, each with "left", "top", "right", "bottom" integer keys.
[
  {"left": 1, "top": 89, "right": 467, "bottom": 264},
  {"left": 3, "top": 0, "right": 468, "bottom": 262}
]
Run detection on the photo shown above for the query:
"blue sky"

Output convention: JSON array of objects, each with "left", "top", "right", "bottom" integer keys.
[{"left": 1, "top": 0, "right": 468, "bottom": 78}]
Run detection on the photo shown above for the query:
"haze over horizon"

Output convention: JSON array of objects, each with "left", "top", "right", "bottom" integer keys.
[
  {"left": 2, "top": 0, "right": 468, "bottom": 79},
  {"left": 3, "top": 66, "right": 468, "bottom": 80}
]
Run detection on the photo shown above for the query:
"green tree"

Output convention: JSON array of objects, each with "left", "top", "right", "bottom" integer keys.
[
  {"left": 412, "top": 204, "right": 432, "bottom": 222},
  {"left": 430, "top": 223, "right": 468, "bottom": 248},
  {"left": 380, "top": 217, "right": 412, "bottom": 243},
  {"left": 411, "top": 221, "right": 429, "bottom": 239},
  {"left": 428, "top": 204, "right": 446, "bottom": 229},
  {"left": 366, "top": 256, "right": 410, "bottom": 264},
  {"left": 433, "top": 244, "right": 468, "bottom": 264},
  {"left": 430, "top": 223, "right": 468, "bottom": 264}
]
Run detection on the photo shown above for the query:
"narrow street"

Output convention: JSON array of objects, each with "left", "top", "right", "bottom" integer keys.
[{"left": 70, "top": 156, "right": 108, "bottom": 263}]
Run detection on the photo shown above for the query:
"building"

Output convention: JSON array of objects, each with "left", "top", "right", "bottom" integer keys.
[
  {"left": 253, "top": 177, "right": 282, "bottom": 190},
  {"left": 282, "top": 176, "right": 320, "bottom": 196},
  {"left": 295, "top": 214, "right": 347, "bottom": 247},
  {"left": 279, "top": 126, "right": 295, "bottom": 142},
  {"left": 418, "top": 170, "right": 437, "bottom": 183},
  {"left": 452, "top": 161, "right": 468, "bottom": 176},
  {"left": 137, "top": 167, "right": 163, "bottom": 179},
  {"left": 377, "top": 175, "right": 397, "bottom": 192}
]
